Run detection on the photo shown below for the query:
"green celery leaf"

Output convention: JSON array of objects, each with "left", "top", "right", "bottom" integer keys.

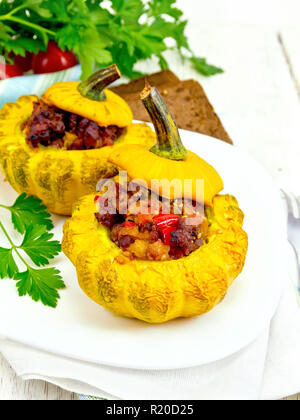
[
  {"left": 14, "top": 267, "right": 66, "bottom": 308},
  {"left": 20, "top": 225, "right": 61, "bottom": 267}
]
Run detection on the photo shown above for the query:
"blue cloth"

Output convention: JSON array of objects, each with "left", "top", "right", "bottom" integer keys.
[{"left": 0, "top": 65, "right": 81, "bottom": 108}]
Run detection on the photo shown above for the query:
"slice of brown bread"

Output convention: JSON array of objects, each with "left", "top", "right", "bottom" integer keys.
[
  {"left": 113, "top": 70, "right": 180, "bottom": 95},
  {"left": 112, "top": 71, "right": 232, "bottom": 144}
]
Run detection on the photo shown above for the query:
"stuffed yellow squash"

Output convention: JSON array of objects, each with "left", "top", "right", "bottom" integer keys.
[
  {"left": 0, "top": 65, "right": 155, "bottom": 215},
  {"left": 62, "top": 85, "right": 248, "bottom": 324}
]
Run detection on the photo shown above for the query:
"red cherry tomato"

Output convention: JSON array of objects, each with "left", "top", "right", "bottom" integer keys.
[
  {"left": 14, "top": 52, "right": 33, "bottom": 72},
  {"left": 0, "top": 62, "right": 23, "bottom": 80},
  {"left": 32, "top": 41, "right": 77, "bottom": 74}
]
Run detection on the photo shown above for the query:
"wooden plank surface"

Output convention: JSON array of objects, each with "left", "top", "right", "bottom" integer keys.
[
  {"left": 183, "top": 22, "right": 300, "bottom": 195},
  {"left": 280, "top": 26, "right": 300, "bottom": 100},
  {"left": 1, "top": 12, "right": 300, "bottom": 401}
]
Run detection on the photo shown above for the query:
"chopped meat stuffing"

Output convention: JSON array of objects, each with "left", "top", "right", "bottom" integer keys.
[
  {"left": 95, "top": 183, "right": 209, "bottom": 261},
  {"left": 25, "top": 101, "right": 125, "bottom": 150}
]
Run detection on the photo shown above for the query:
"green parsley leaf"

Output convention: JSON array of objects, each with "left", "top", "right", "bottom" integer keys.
[
  {"left": 0, "top": 0, "right": 223, "bottom": 79},
  {"left": 190, "top": 56, "right": 224, "bottom": 77},
  {"left": 4, "top": 37, "right": 44, "bottom": 56},
  {"left": 172, "top": 20, "right": 190, "bottom": 50},
  {"left": 20, "top": 225, "right": 61, "bottom": 267},
  {"left": 0, "top": 247, "right": 18, "bottom": 279},
  {"left": 15, "top": 267, "right": 65, "bottom": 308},
  {"left": 90, "top": 9, "right": 111, "bottom": 25},
  {"left": 112, "top": 0, "right": 145, "bottom": 21},
  {"left": 0, "top": 193, "right": 65, "bottom": 308},
  {"left": 23, "top": 0, "right": 53, "bottom": 19},
  {"left": 43, "top": 0, "right": 69, "bottom": 20},
  {"left": 147, "top": 0, "right": 183, "bottom": 20},
  {"left": 0, "top": 22, "right": 14, "bottom": 42},
  {"left": 158, "top": 54, "right": 169, "bottom": 70},
  {"left": 7, "top": 193, "right": 53, "bottom": 235}
]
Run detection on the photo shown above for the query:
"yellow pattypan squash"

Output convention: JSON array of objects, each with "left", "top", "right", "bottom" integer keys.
[
  {"left": 62, "top": 84, "right": 248, "bottom": 324},
  {"left": 0, "top": 65, "right": 155, "bottom": 215}
]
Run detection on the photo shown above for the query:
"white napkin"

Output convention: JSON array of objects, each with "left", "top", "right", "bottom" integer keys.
[{"left": 0, "top": 237, "right": 299, "bottom": 400}]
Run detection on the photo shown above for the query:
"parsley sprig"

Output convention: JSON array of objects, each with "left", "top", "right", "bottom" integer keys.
[
  {"left": 0, "top": 193, "right": 65, "bottom": 308},
  {"left": 0, "top": 0, "right": 223, "bottom": 80}
]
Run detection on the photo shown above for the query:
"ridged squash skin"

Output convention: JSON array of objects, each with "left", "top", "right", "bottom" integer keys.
[
  {"left": 0, "top": 95, "right": 156, "bottom": 215},
  {"left": 62, "top": 193, "right": 248, "bottom": 324}
]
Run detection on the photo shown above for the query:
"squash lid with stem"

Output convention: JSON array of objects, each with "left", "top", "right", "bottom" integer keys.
[
  {"left": 42, "top": 64, "right": 133, "bottom": 128},
  {"left": 109, "top": 84, "right": 224, "bottom": 206}
]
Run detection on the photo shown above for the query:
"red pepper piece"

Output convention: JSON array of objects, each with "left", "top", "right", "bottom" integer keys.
[
  {"left": 153, "top": 214, "right": 180, "bottom": 229},
  {"left": 160, "top": 226, "right": 177, "bottom": 246}
]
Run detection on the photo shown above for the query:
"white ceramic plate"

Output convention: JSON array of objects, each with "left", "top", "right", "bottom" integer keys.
[{"left": 0, "top": 130, "right": 286, "bottom": 370}]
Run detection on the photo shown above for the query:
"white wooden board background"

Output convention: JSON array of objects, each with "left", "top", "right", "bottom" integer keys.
[{"left": 1, "top": 0, "right": 300, "bottom": 400}]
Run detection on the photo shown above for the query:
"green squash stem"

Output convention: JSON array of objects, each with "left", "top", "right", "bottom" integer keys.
[
  {"left": 78, "top": 64, "right": 121, "bottom": 101},
  {"left": 141, "top": 83, "right": 187, "bottom": 161}
]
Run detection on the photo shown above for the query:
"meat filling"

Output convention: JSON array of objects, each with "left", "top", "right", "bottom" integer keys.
[
  {"left": 25, "top": 101, "right": 125, "bottom": 150},
  {"left": 95, "top": 183, "right": 209, "bottom": 261}
]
